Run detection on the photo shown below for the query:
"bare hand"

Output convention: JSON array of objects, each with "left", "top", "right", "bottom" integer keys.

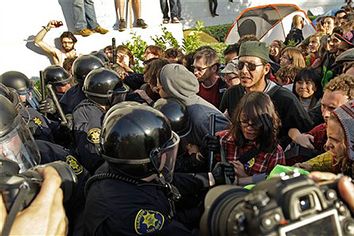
[
  {"left": 186, "top": 143, "right": 200, "bottom": 155},
  {"left": 230, "top": 160, "right": 248, "bottom": 177},
  {"left": 134, "top": 89, "right": 153, "bottom": 104},
  {"left": 294, "top": 133, "right": 315, "bottom": 149},
  {"left": 293, "top": 162, "right": 312, "bottom": 171},
  {"left": 47, "top": 20, "right": 62, "bottom": 29},
  {"left": 0, "top": 166, "right": 68, "bottom": 235}
]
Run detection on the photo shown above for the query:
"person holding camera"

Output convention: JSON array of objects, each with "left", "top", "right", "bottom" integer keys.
[
  {"left": 0, "top": 166, "right": 68, "bottom": 236},
  {"left": 206, "top": 92, "right": 286, "bottom": 186},
  {"left": 34, "top": 20, "right": 78, "bottom": 67}
]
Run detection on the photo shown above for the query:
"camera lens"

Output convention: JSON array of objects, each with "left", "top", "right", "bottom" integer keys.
[
  {"left": 200, "top": 185, "right": 249, "bottom": 236},
  {"left": 299, "top": 195, "right": 312, "bottom": 212}
]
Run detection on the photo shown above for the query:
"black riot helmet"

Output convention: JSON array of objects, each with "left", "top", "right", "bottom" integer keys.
[
  {"left": 154, "top": 98, "right": 191, "bottom": 138},
  {"left": 0, "top": 71, "right": 39, "bottom": 109},
  {"left": 100, "top": 105, "right": 180, "bottom": 182},
  {"left": 0, "top": 83, "right": 21, "bottom": 110},
  {"left": 0, "top": 96, "right": 40, "bottom": 172},
  {"left": 72, "top": 55, "right": 104, "bottom": 84},
  {"left": 91, "top": 51, "right": 110, "bottom": 64},
  {"left": 43, "top": 65, "right": 71, "bottom": 85},
  {"left": 83, "top": 68, "right": 129, "bottom": 107},
  {"left": 0, "top": 71, "right": 31, "bottom": 92}
]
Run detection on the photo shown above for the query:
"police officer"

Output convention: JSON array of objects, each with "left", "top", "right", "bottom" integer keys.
[
  {"left": 154, "top": 98, "right": 206, "bottom": 173},
  {"left": 38, "top": 65, "right": 73, "bottom": 122},
  {"left": 73, "top": 67, "right": 129, "bottom": 173},
  {"left": 0, "top": 71, "right": 40, "bottom": 109},
  {"left": 42, "top": 65, "right": 72, "bottom": 100},
  {"left": 0, "top": 72, "right": 54, "bottom": 142},
  {"left": 0, "top": 94, "right": 89, "bottom": 236},
  {"left": 60, "top": 54, "right": 104, "bottom": 115},
  {"left": 84, "top": 105, "right": 194, "bottom": 235},
  {"left": 91, "top": 51, "right": 110, "bottom": 66}
]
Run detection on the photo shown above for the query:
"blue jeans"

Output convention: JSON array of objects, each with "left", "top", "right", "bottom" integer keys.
[
  {"left": 160, "top": 0, "right": 179, "bottom": 19},
  {"left": 73, "top": 0, "right": 99, "bottom": 30}
]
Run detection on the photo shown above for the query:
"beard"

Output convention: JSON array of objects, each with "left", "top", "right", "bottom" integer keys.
[{"left": 62, "top": 45, "right": 74, "bottom": 53}]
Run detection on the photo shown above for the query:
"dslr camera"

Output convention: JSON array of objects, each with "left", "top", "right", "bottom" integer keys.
[
  {"left": 0, "top": 160, "right": 77, "bottom": 212},
  {"left": 200, "top": 173, "right": 354, "bottom": 236}
]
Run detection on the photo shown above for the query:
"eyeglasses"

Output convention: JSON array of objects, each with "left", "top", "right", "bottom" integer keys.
[
  {"left": 239, "top": 119, "right": 260, "bottom": 129},
  {"left": 192, "top": 64, "right": 216, "bottom": 72},
  {"left": 62, "top": 41, "right": 74, "bottom": 45},
  {"left": 237, "top": 61, "right": 263, "bottom": 71}
]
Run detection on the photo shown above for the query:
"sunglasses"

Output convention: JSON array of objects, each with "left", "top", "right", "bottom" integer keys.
[{"left": 237, "top": 61, "right": 263, "bottom": 71}]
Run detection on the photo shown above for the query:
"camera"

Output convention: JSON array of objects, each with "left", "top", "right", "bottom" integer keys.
[
  {"left": 200, "top": 173, "right": 354, "bottom": 236},
  {"left": 0, "top": 160, "right": 77, "bottom": 212}
]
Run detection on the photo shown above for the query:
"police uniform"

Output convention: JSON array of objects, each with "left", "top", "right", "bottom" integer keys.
[
  {"left": 19, "top": 106, "right": 55, "bottom": 142},
  {"left": 36, "top": 139, "right": 90, "bottom": 236},
  {"left": 84, "top": 163, "right": 193, "bottom": 236},
  {"left": 72, "top": 99, "right": 105, "bottom": 173},
  {"left": 60, "top": 84, "right": 86, "bottom": 115}
]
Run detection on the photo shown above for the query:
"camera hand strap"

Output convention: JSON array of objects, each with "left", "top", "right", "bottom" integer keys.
[{"left": 2, "top": 183, "right": 31, "bottom": 236}]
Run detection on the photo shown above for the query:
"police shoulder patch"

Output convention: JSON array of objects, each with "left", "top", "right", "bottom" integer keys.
[
  {"left": 65, "top": 155, "right": 83, "bottom": 175},
  {"left": 134, "top": 209, "right": 165, "bottom": 235},
  {"left": 87, "top": 128, "right": 101, "bottom": 144}
]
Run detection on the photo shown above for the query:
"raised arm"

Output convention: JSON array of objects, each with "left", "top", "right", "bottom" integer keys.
[{"left": 34, "top": 20, "right": 62, "bottom": 64}]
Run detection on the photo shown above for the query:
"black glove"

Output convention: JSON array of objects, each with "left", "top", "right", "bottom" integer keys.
[
  {"left": 212, "top": 162, "right": 235, "bottom": 185},
  {"left": 61, "top": 114, "right": 73, "bottom": 131},
  {"left": 39, "top": 98, "right": 57, "bottom": 115},
  {"left": 203, "top": 134, "right": 221, "bottom": 153}
]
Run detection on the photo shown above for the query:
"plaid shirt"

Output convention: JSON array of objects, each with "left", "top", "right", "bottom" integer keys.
[{"left": 216, "top": 130, "right": 286, "bottom": 175}]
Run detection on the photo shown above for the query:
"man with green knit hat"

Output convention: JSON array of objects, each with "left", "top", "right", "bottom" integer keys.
[{"left": 220, "top": 41, "right": 313, "bottom": 150}]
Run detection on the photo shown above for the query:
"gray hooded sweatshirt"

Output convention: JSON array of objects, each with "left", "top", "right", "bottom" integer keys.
[{"left": 159, "top": 64, "right": 230, "bottom": 147}]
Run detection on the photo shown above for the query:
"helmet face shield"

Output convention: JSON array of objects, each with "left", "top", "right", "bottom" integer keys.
[
  {"left": 150, "top": 131, "right": 180, "bottom": 183},
  {"left": 0, "top": 119, "right": 40, "bottom": 172}
]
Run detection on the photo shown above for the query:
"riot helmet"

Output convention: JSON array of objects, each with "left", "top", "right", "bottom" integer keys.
[
  {"left": 100, "top": 105, "right": 180, "bottom": 182},
  {"left": 103, "top": 101, "right": 141, "bottom": 125},
  {"left": 0, "top": 71, "right": 31, "bottom": 92},
  {"left": 154, "top": 98, "right": 191, "bottom": 138},
  {"left": 0, "top": 71, "right": 39, "bottom": 109},
  {"left": 91, "top": 51, "right": 110, "bottom": 64},
  {"left": 72, "top": 55, "right": 104, "bottom": 84},
  {"left": 83, "top": 68, "right": 129, "bottom": 107},
  {"left": 0, "top": 83, "right": 21, "bottom": 111},
  {"left": 43, "top": 65, "right": 71, "bottom": 85},
  {"left": 0, "top": 96, "right": 40, "bottom": 172}
]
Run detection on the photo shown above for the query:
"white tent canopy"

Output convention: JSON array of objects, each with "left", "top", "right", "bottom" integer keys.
[{"left": 225, "top": 4, "right": 316, "bottom": 45}]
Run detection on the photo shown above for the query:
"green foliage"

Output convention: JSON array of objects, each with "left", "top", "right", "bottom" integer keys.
[
  {"left": 151, "top": 26, "right": 180, "bottom": 50},
  {"left": 201, "top": 23, "right": 232, "bottom": 42},
  {"left": 286, "top": 39, "right": 297, "bottom": 47},
  {"left": 122, "top": 33, "right": 148, "bottom": 73},
  {"left": 121, "top": 21, "right": 228, "bottom": 72}
]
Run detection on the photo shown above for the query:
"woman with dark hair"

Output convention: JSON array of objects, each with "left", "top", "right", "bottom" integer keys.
[
  {"left": 132, "top": 58, "right": 170, "bottom": 105},
  {"left": 292, "top": 68, "right": 323, "bottom": 111},
  {"left": 269, "top": 40, "right": 285, "bottom": 64},
  {"left": 214, "top": 92, "right": 285, "bottom": 185},
  {"left": 143, "top": 45, "right": 165, "bottom": 61}
]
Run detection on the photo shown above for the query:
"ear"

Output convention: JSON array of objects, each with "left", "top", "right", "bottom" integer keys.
[
  {"left": 211, "top": 64, "right": 218, "bottom": 73},
  {"left": 263, "top": 63, "right": 271, "bottom": 75}
]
